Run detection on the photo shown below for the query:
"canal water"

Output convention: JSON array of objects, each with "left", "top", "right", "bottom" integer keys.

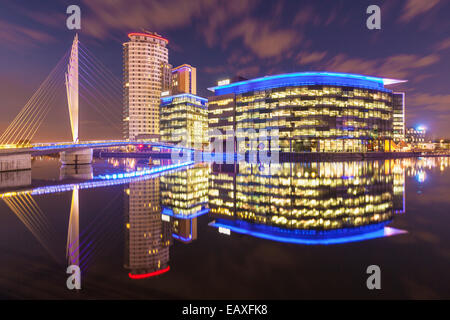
[{"left": 0, "top": 156, "right": 449, "bottom": 299}]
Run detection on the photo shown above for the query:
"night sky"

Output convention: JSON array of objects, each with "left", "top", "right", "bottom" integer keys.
[{"left": 0, "top": 0, "right": 449, "bottom": 141}]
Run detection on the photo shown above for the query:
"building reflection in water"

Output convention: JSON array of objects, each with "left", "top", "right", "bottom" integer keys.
[
  {"left": 60, "top": 165, "right": 94, "bottom": 180},
  {"left": 160, "top": 164, "right": 209, "bottom": 243},
  {"left": 0, "top": 170, "right": 31, "bottom": 189},
  {"left": 124, "top": 177, "right": 172, "bottom": 279},
  {"left": 124, "top": 163, "right": 210, "bottom": 278},
  {"left": 66, "top": 187, "right": 79, "bottom": 266},
  {"left": 209, "top": 161, "right": 409, "bottom": 244}
]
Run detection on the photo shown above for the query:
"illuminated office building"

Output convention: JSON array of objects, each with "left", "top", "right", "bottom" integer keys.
[
  {"left": 208, "top": 72, "right": 406, "bottom": 152},
  {"left": 406, "top": 127, "right": 426, "bottom": 143},
  {"left": 209, "top": 161, "right": 404, "bottom": 244},
  {"left": 160, "top": 165, "right": 209, "bottom": 243},
  {"left": 124, "top": 178, "right": 171, "bottom": 278},
  {"left": 123, "top": 31, "right": 169, "bottom": 140},
  {"left": 160, "top": 165, "right": 209, "bottom": 217},
  {"left": 160, "top": 94, "right": 208, "bottom": 148},
  {"left": 171, "top": 64, "right": 197, "bottom": 95},
  {"left": 392, "top": 92, "right": 405, "bottom": 142}
]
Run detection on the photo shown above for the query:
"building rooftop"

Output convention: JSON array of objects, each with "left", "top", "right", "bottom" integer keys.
[
  {"left": 160, "top": 93, "right": 207, "bottom": 107},
  {"left": 127, "top": 32, "right": 169, "bottom": 44},
  {"left": 208, "top": 71, "right": 406, "bottom": 95},
  {"left": 172, "top": 64, "right": 194, "bottom": 72}
]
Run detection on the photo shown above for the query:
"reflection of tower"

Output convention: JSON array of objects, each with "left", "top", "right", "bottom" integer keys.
[
  {"left": 160, "top": 165, "right": 209, "bottom": 243},
  {"left": 67, "top": 187, "right": 79, "bottom": 266},
  {"left": 172, "top": 217, "right": 197, "bottom": 243},
  {"left": 60, "top": 164, "right": 93, "bottom": 180},
  {"left": 125, "top": 178, "right": 171, "bottom": 279},
  {"left": 392, "top": 160, "right": 406, "bottom": 214}
]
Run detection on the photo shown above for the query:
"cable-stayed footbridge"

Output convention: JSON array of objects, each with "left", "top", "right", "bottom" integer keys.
[{"left": 0, "top": 35, "right": 185, "bottom": 172}]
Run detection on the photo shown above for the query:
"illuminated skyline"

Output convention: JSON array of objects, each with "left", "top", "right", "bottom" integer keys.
[{"left": 0, "top": 0, "right": 449, "bottom": 141}]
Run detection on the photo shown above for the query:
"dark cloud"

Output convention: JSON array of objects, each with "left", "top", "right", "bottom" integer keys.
[{"left": 399, "top": 0, "right": 441, "bottom": 22}]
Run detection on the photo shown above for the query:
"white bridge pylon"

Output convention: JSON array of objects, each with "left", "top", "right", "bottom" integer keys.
[{"left": 65, "top": 34, "right": 79, "bottom": 143}]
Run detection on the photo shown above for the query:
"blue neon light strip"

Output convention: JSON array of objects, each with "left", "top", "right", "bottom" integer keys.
[
  {"left": 96, "top": 161, "right": 194, "bottom": 180},
  {"left": 30, "top": 140, "right": 194, "bottom": 152},
  {"left": 172, "top": 216, "right": 193, "bottom": 242},
  {"left": 209, "top": 219, "right": 407, "bottom": 245},
  {"left": 161, "top": 93, "right": 208, "bottom": 106},
  {"left": 162, "top": 207, "right": 210, "bottom": 219},
  {"left": 172, "top": 233, "right": 192, "bottom": 242},
  {"left": 208, "top": 72, "right": 404, "bottom": 95},
  {"left": 0, "top": 162, "right": 195, "bottom": 198}
]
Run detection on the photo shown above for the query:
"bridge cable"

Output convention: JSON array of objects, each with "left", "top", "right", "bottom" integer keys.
[{"left": 0, "top": 50, "right": 68, "bottom": 144}]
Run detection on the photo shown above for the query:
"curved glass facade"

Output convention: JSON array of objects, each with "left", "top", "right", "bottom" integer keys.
[
  {"left": 209, "top": 160, "right": 406, "bottom": 243},
  {"left": 208, "top": 72, "right": 403, "bottom": 152}
]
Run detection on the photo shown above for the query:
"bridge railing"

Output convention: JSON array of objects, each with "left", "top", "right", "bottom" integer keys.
[{"left": 2, "top": 140, "right": 196, "bottom": 152}]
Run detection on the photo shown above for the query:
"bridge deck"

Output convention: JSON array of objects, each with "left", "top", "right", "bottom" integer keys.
[{"left": 0, "top": 140, "right": 193, "bottom": 156}]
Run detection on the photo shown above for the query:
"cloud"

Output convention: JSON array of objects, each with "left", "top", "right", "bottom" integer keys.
[
  {"left": 296, "top": 51, "right": 327, "bottom": 65},
  {"left": 322, "top": 53, "right": 440, "bottom": 79},
  {"left": 80, "top": 0, "right": 214, "bottom": 38},
  {"left": 203, "top": 61, "right": 260, "bottom": 79},
  {"left": 224, "top": 18, "right": 300, "bottom": 59},
  {"left": 399, "top": 0, "right": 441, "bottom": 22},
  {"left": 80, "top": 0, "right": 298, "bottom": 59},
  {"left": 292, "top": 6, "right": 321, "bottom": 26},
  {"left": 404, "top": 92, "right": 450, "bottom": 137},
  {"left": 234, "top": 65, "right": 260, "bottom": 78},
  {"left": 0, "top": 20, "right": 55, "bottom": 50},
  {"left": 227, "top": 51, "right": 255, "bottom": 66},
  {"left": 81, "top": 0, "right": 259, "bottom": 43},
  {"left": 409, "top": 93, "right": 450, "bottom": 113},
  {"left": 203, "top": 65, "right": 228, "bottom": 75},
  {"left": 435, "top": 38, "right": 450, "bottom": 51},
  {"left": 199, "top": 0, "right": 258, "bottom": 47}
]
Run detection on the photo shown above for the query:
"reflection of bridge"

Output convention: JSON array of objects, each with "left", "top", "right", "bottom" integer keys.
[
  {"left": 0, "top": 161, "right": 194, "bottom": 274},
  {"left": 0, "top": 35, "right": 188, "bottom": 173}
]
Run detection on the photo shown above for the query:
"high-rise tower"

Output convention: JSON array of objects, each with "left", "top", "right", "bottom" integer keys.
[
  {"left": 171, "top": 64, "right": 196, "bottom": 95},
  {"left": 123, "top": 32, "right": 169, "bottom": 141}
]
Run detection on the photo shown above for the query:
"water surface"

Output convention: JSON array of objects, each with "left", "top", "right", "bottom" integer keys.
[{"left": 0, "top": 156, "right": 449, "bottom": 299}]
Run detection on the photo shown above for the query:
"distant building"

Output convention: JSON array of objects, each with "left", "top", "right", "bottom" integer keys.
[
  {"left": 160, "top": 93, "right": 208, "bottom": 148},
  {"left": 171, "top": 64, "right": 196, "bottom": 95},
  {"left": 208, "top": 72, "right": 406, "bottom": 152},
  {"left": 123, "top": 32, "right": 169, "bottom": 140},
  {"left": 392, "top": 92, "right": 405, "bottom": 142},
  {"left": 406, "top": 127, "right": 426, "bottom": 143}
]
